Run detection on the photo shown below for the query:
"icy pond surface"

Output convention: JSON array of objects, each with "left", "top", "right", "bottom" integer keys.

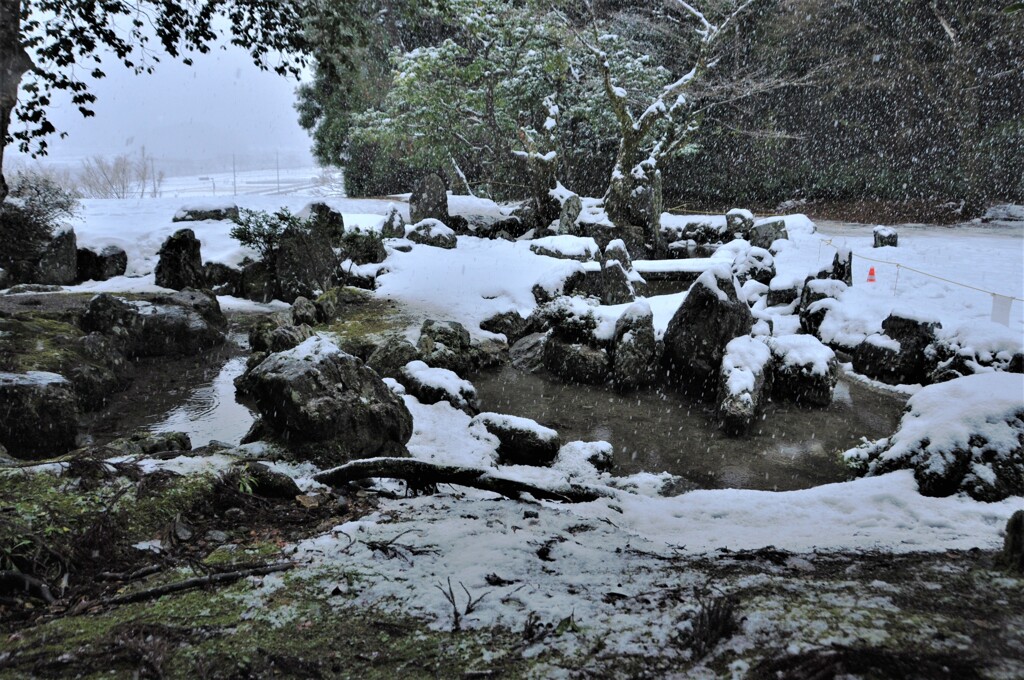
[{"left": 474, "top": 366, "right": 905, "bottom": 492}]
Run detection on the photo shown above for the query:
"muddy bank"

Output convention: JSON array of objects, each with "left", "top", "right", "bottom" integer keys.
[{"left": 474, "top": 366, "right": 905, "bottom": 491}]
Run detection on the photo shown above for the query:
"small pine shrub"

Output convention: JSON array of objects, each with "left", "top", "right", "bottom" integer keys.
[{"left": 229, "top": 207, "right": 304, "bottom": 262}]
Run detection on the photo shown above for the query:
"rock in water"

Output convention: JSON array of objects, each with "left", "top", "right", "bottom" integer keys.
[
  {"left": 612, "top": 300, "right": 656, "bottom": 391},
  {"left": 470, "top": 412, "right": 561, "bottom": 466},
  {"left": 410, "top": 173, "right": 449, "bottom": 224},
  {"left": 768, "top": 334, "right": 839, "bottom": 407},
  {"left": 155, "top": 228, "right": 205, "bottom": 290},
  {"left": 662, "top": 267, "right": 754, "bottom": 398},
  {"left": 717, "top": 335, "right": 773, "bottom": 435},
  {"left": 245, "top": 336, "right": 413, "bottom": 465},
  {"left": 0, "top": 371, "right": 79, "bottom": 458}
]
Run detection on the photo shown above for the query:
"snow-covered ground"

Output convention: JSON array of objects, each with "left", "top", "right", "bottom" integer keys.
[{"left": 12, "top": 192, "right": 1023, "bottom": 647}]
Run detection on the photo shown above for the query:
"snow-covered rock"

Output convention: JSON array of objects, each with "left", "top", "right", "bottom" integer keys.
[
  {"left": 662, "top": 266, "right": 754, "bottom": 398},
  {"left": 845, "top": 372, "right": 1024, "bottom": 501},
  {"left": 245, "top": 336, "right": 413, "bottom": 465},
  {"left": 718, "top": 335, "right": 773, "bottom": 435},
  {"left": 470, "top": 412, "right": 561, "bottom": 466},
  {"left": 406, "top": 219, "right": 457, "bottom": 249},
  {"left": 768, "top": 334, "right": 840, "bottom": 407},
  {"left": 400, "top": 360, "right": 479, "bottom": 414}
]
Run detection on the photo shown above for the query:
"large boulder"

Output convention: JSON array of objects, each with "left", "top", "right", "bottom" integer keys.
[
  {"left": 245, "top": 336, "right": 413, "bottom": 465},
  {"left": 717, "top": 335, "right": 773, "bottom": 435},
  {"left": 844, "top": 372, "right": 1024, "bottom": 501},
  {"left": 275, "top": 224, "right": 340, "bottom": 303},
  {"left": 80, "top": 290, "right": 227, "bottom": 357},
  {"left": 612, "top": 300, "right": 656, "bottom": 391},
  {"left": 0, "top": 371, "right": 79, "bottom": 458},
  {"left": 302, "top": 202, "right": 346, "bottom": 247},
  {"left": 470, "top": 412, "right": 560, "bottom": 466},
  {"left": 410, "top": 173, "right": 449, "bottom": 224},
  {"left": 662, "top": 267, "right": 754, "bottom": 398},
  {"left": 32, "top": 228, "right": 78, "bottom": 285},
  {"left": 407, "top": 219, "right": 457, "bottom": 249},
  {"left": 768, "top": 335, "right": 839, "bottom": 407},
  {"left": 543, "top": 337, "right": 610, "bottom": 385},
  {"left": 155, "top": 228, "right": 206, "bottom": 290},
  {"left": 748, "top": 219, "right": 788, "bottom": 250},
  {"left": 852, "top": 312, "right": 940, "bottom": 385},
  {"left": 76, "top": 245, "right": 127, "bottom": 282}
]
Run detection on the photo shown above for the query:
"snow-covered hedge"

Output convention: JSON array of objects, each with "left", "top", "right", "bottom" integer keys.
[{"left": 844, "top": 372, "right": 1024, "bottom": 501}]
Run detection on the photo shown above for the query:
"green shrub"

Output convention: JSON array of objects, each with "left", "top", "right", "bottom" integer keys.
[
  {"left": 229, "top": 207, "right": 305, "bottom": 262},
  {"left": 0, "top": 170, "right": 80, "bottom": 281}
]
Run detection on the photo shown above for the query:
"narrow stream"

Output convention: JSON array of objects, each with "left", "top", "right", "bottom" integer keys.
[{"left": 474, "top": 366, "right": 905, "bottom": 492}]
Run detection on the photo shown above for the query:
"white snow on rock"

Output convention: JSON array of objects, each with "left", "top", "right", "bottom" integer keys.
[
  {"left": 529, "top": 235, "right": 600, "bottom": 260},
  {"left": 722, "top": 336, "right": 772, "bottom": 396},
  {"left": 405, "top": 218, "right": 454, "bottom": 239},
  {"left": 401, "top": 360, "right": 477, "bottom": 411},
  {"left": 846, "top": 372, "right": 1024, "bottom": 479},
  {"left": 769, "top": 335, "right": 836, "bottom": 375},
  {"left": 471, "top": 412, "right": 560, "bottom": 443}
]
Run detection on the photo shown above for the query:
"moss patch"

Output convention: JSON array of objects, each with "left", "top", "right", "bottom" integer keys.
[{"left": 322, "top": 287, "right": 412, "bottom": 357}]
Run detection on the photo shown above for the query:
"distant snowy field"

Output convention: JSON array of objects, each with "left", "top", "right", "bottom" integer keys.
[{"left": 21, "top": 190, "right": 1023, "bottom": 564}]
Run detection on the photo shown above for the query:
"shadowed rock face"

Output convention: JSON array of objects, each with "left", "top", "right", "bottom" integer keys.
[
  {"left": 80, "top": 290, "right": 227, "bottom": 358},
  {"left": 662, "top": 269, "right": 754, "bottom": 399},
  {"left": 76, "top": 245, "right": 127, "bottom": 283},
  {"left": 155, "top": 228, "right": 206, "bottom": 290},
  {"left": 409, "top": 174, "right": 449, "bottom": 224},
  {"left": 246, "top": 336, "right": 413, "bottom": 465},
  {"left": 0, "top": 371, "right": 79, "bottom": 458}
]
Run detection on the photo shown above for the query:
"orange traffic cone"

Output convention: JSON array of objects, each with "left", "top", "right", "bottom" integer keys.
[{"left": 866, "top": 267, "right": 876, "bottom": 283}]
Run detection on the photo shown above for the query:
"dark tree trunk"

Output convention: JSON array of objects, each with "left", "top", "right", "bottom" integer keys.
[{"left": 0, "top": 0, "right": 32, "bottom": 202}]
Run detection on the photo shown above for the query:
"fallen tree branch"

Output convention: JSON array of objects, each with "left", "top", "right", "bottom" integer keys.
[
  {"left": 313, "top": 458, "right": 616, "bottom": 503},
  {"left": 94, "top": 562, "right": 295, "bottom": 609},
  {"left": 0, "top": 570, "right": 56, "bottom": 604}
]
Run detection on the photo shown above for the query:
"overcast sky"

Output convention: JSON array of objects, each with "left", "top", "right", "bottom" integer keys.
[{"left": 7, "top": 39, "right": 315, "bottom": 176}]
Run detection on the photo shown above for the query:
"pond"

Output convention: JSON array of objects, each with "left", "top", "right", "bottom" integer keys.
[{"left": 474, "top": 365, "right": 905, "bottom": 492}]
